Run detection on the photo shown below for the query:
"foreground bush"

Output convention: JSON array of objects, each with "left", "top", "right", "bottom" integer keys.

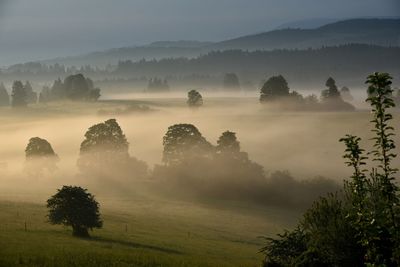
[{"left": 261, "top": 72, "right": 399, "bottom": 267}]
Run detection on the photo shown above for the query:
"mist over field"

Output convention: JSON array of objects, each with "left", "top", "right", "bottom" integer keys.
[
  {"left": 1, "top": 92, "right": 398, "bottom": 196},
  {"left": 1, "top": 1, "right": 400, "bottom": 266}
]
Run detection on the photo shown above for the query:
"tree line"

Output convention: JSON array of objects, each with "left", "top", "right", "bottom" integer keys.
[
  {"left": 1, "top": 44, "right": 399, "bottom": 88},
  {"left": 187, "top": 75, "right": 356, "bottom": 111},
  {"left": 0, "top": 74, "right": 100, "bottom": 107},
  {"left": 36, "top": 117, "right": 338, "bottom": 238}
]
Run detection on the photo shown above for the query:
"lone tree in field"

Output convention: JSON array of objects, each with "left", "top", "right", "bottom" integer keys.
[
  {"left": 11, "top": 80, "right": 27, "bottom": 107},
  {"left": 187, "top": 89, "right": 203, "bottom": 107},
  {"left": 162, "top": 123, "right": 213, "bottom": 165},
  {"left": 47, "top": 186, "right": 102, "bottom": 237},
  {"left": 260, "top": 75, "right": 290, "bottom": 102},
  {"left": 0, "top": 83, "right": 9, "bottom": 106},
  {"left": 223, "top": 73, "right": 241, "bottom": 91}
]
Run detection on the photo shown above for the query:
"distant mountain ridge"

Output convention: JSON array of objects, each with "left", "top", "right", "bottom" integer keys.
[
  {"left": 210, "top": 19, "right": 400, "bottom": 50},
  {"left": 146, "top": 41, "right": 214, "bottom": 48},
  {"left": 28, "top": 18, "right": 400, "bottom": 67},
  {"left": 275, "top": 18, "right": 340, "bottom": 29}
]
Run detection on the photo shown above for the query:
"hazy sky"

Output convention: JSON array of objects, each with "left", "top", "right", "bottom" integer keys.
[{"left": 0, "top": 0, "right": 399, "bottom": 65}]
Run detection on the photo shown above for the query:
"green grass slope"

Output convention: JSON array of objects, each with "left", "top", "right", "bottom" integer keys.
[{"left": 0, "top": 198, "right": 295, "bottom": 267}]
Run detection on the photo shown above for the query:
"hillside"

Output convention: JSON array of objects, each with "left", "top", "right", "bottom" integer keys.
[
  {"left": 38, "top": 18, "right": 400, "bottom": 67},
  {"left": 2, "top": 44, "right": 399, "bottom": 88},
  {"left": 211, "top": 19, "right": 400, "bottom": 50}
]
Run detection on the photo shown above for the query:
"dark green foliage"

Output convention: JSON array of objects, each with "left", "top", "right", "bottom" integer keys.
[
  {"left": 354, "top": 72, "right": 399, "bottom": 265},
  {"left": 215, "top": 131, "right": 250, "bottom": 163},
  {"left": 0, "top": 82, "right": 9, "bottom": 106},
  {"left": 39, "top": 85, "right": 51, "bottom": 103},
  {"left": 64, "top": 74, "right": 101, "bottom": 101},
  {"left": 11, "top": 80, "right": 27, "bottom": 107},
  {"left": 80, "top": 119, "right": 129, "bottom": 155},
  {"left": 301, "top": 193, "right": 364, "bottom": 266},
  {"left": 51, "top": 78, "right": 66, "bottom": 99},
  {"left": 156, "top": 126, "right": 335, "bottom": 207},
  {"left": 78, "top": 119, "right": 147, "bottom": 181},
  {"left": 157, "top": 126, "right": 266, "bottom": 201},
  {"left": 259, "top": 75, "right": 354, "bottom": 111},
  {"left": 78, "top": 118, "right": 129, "bottom": 170},
  {"left": 1, "top": 44, "right": 399, "bottom": 86},
  {"left": 162, "top": 124, "right": 213, "bottom": 166},
  {"left": 147, "top": 77, "right": 169, "bottom": 92},
  {"left": 223, "top": 73, "right": 241, "bottom": 91},
  {"left": 108, "top": 45, "right": 400, "bottom": 84},
  {"left": 216, "top": 131, "right": 240, "bottom": 154},
  {"left": 24, "top": 81, "right": 37, "bottom": 104},
  {"left": 25, "top": 137, "right": 59, "bottom": 175},
  {"left": 187, "top": 89, "right": 203, "bottom": 107},
  {"left": 338, "top": 73, "right": 400, "bottom": 266},
  {"left": 47, "top": 186, "right": 102, "bottom": 237},
  {"left": 262, "top": 195, "right": 363, "bottom": 267},
  {"left": 39, "top": 74, "right": 100, "bottom": 102},
  {"left": 263, "top": 172, "right": 339, "bottom": 208},
  {"left": 260, "top": 227, "right": 308, "bottom": 267},
  {"left": 321, "top": 77, "right": 355, "bottom": 111},
  {"left": 260, "top": 75, "right": 290, "bottom": 102},
  {"left": 64, "top": 74, "right": 90, "bottom": 100},
  {"left": 261, "top": 72, "right": 399, "bottom": 267},
  {"left": 322, "top": 77, "right": 341, "bottom": 100},
  {"left": 25, "top": 137, "right": 57, "bottom": 158}
]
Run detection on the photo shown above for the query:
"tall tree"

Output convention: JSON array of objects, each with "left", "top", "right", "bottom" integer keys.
[
  {"left": 11, "top": 81, "right": 27, "bottom": 107},
  {"left": 260, "top": 75, "right": 290, "bottom": 102},
  {"left": 147, "top": 77, "right": 170, "bottom": 93},
  {"left": 162, "top": 124, "right": 213, "bottom": 165},
  {"left": 321, "top": 77, "right": 341, "bottom": 100},
  {"left": 261, "top": 72, "right": 399, "bottom": 267},
  {"left": 79, "top": 119, "right": 129, "bottom": 169},
  {"left": 24, "top": 81, "right": 37, "bottom": 104},
  {"left": 39, "top": 86, "right": 51, "bottom": 103},
  {"left": 78, "top": 119, "right": 147, "bottom": 179},
  {"left": 64, "top": 74, "right": 90, "bottom": 100},
  {"left": 216, "top": 131, "right": 240, "bottom": 155}
]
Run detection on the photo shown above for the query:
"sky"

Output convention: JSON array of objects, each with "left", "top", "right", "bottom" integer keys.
[{"left": 0, "top": 0, "right": 399, "bottom": 66}]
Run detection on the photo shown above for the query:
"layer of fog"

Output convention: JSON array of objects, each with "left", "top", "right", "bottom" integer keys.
[{"left": 0, "top": 93, "right": 398, "bottom": 204}]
